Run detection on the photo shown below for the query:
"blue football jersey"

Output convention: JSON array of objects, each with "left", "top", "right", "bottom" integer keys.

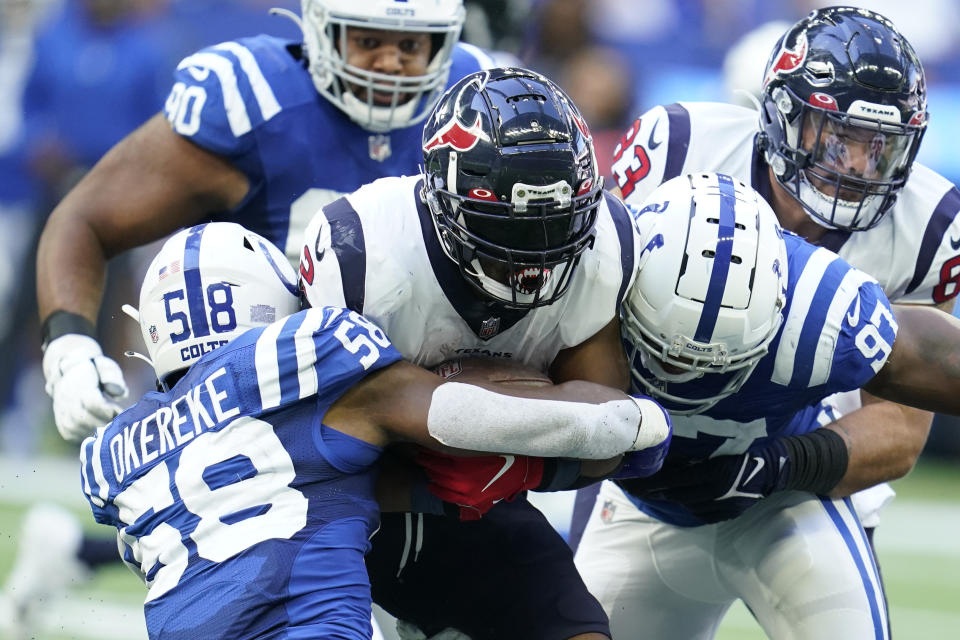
[
  {"left": 162, "top": 35, "right": 494, "bottom": 260},
  {"left": 628, "top": 232, "right": 899, "bottom": 525},
  {"left": 80, "top": 306, "right": 402, "bottom": 639}
]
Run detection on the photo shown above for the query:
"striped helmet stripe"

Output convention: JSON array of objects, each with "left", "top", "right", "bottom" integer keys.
[
  {"left": 694, "top": 174, "right": 737, "bottom": 343},
  {"left": 182, "top": 224, "right": 210, "bottom": 339}
]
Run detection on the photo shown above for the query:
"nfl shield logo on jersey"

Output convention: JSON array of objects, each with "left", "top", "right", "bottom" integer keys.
[
  {"left": 600, "top": 500, "right": 616, "bottom": 524},
  {"left": 478, "top": 316, "right": 501, "bottom": 339},
  {"left": 368, "top": 134, "right": 392, "bottom": 162},
  {"left": 434, "top": 359, "right": 463, "bottom": 379}
]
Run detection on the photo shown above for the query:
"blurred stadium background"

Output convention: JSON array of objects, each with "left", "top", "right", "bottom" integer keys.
[{"left": 1, "top": 1, "right": 958, "bottom": 638}]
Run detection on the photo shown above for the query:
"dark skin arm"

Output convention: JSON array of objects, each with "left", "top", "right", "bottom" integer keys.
[
  {"left": 823, "top": 300, "right": 960, "bottom": 496},
  {"left": 823, "top": 388, "right": 931, "bottom": 497},
  {"left": 863, "top": 303, "right": 960, "bottom": 414},
  {"left": 550, "top": 316, "right": 632, "bottom": 478},
  {"left": 36, "top": 113, "right": 249, "bottom": 324},
  {"left": 550, "top": 316, "right": 630, "bottom": 391},
  {"left": 334, "top": 318, "right": 634, "bottom": 499},
  {"left": 332, "top": 356, "right": 639, "bottom": 511}
]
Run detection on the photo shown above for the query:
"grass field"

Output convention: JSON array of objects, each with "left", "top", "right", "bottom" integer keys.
[{"left": 0, "top": 455, "right": 957, "bottom": 639}]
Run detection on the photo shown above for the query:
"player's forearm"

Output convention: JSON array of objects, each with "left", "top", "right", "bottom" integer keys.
[
  {"left": 824, "top": 401, "right": 931, "bottom": 497},
  {"left": 865, "top": 305, "right": 960, "bottom": 413},
  {"left": 425, "top": 381, "right": 658, "bottom": 459},
  {"left": 36, "top": 207, "right": 109, "bottom": 324},
  {"left": 549, "top": 317, "right": 631, "bottom": 391}
]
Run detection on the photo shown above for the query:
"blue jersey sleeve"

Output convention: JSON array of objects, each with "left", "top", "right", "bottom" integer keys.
[
  {"left": 247, "top": 307, "right": 403, "bottom": 415},
  {"left": 448, "top": 42, "right": 496, "bottom": 79},
  {"left": 773, "top": 237, "right": 898, "bottom": 393},
  {"left": 162, "top": 36, "right": 303, "bottom": 157},
  {"left": 79, "top": 427, "right": 125, "bottom": 528},
  {"left": 828, "top": 279, "right": 899, "bottom": 391}
]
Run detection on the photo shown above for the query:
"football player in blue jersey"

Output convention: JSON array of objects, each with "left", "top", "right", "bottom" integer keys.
[
  {"left": 570, "top": 7, "right": 960, "bottom": 635},
  {"left": 36, "top": 0, "right": 495, "bottom": 445},
  {"left": 570, "top": 173, "right": 960, "bottom": 639},
  {"left": 25, "top": 2, "right": 490, "bottom": 632},
  {"left": 78, "top": 221, "right": 666, "bottom": 640},
  {"left": 602, "top": 6, "right": 958, "bottom": 535}
]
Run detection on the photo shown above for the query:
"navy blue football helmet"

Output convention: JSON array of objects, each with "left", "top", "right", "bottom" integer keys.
[
  {"left": 421, "top": 67, "right": 602, "bottom": 309},
  {"left": 759, "top": 7, "right": 927, "bottom": 231}
]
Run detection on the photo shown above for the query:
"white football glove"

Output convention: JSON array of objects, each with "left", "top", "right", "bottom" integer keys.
[{"left": 42, "top": 334, "right": 128, "bottom": 442}]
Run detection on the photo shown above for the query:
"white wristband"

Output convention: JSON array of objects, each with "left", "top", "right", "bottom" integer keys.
[{"left": 425, "top": 382, "right": 643, "bottom": 459}]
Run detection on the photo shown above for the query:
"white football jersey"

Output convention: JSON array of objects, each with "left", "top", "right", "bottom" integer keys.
[
  {"left": 611, "top": 101, "right": 960, "bottom": 305},
  {"left": 299, "top": 175, "right": 640, "bottom": 372}
]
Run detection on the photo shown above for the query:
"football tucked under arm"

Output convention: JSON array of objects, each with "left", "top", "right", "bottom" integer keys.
[
  {"left": 425, "top": 357, "right": 669, "bottom": 460},
  {"left": 412, "top": 357, "right": 671, "bottom": 520},
  {"left": 430, "top": 356, "right": 554, "bottom": 387}
]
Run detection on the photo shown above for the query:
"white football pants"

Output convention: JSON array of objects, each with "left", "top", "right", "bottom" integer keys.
[{"left": 574, "top": 480, "right": 889, "bottom": 640}]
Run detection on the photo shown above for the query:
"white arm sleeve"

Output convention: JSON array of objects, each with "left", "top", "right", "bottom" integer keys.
[{"left": 426, "top": 382, "right": 667, "bottom": 459}]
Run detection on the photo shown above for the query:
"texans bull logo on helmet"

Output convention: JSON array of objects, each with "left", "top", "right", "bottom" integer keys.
[
  {"left": 422, "top": 75, "right": 491, "bottom": 153},
  {"left": 763, "top": 31, "right": 808, "bottom": 88}
]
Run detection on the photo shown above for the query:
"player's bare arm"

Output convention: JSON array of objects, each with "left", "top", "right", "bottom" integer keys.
[
  {"left": 863, "top": 303, "right": 960, "bottom": 413},
  {"left": 549, "top": 316, "right": 630, "bottom": 391},
  {"left": 547, "top": 317, "right": 635, "bottom": 479},
  {"left": 823, "top": 298, "right": 954, "bottom": 496},
  {"left": 36, "top": 114, "right": 248, "bottom": 324}
]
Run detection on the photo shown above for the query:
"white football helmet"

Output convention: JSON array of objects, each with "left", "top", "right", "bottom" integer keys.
[
  {"left": 622, "top": 173, "right": 788, "bottom": 414},
  {"left": 293, "top": 0, "right": 465, "bottom": 132},
  {"left": 136, "top": 222, "right": 301, "bottom": 389}
]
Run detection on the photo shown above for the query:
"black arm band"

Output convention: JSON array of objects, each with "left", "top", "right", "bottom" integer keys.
[
  {"left": 779, "top": 429, "right": 849, "bottom": 496},
  {"left": 41, "top": 310, "right": 96, "bottom": 350}
]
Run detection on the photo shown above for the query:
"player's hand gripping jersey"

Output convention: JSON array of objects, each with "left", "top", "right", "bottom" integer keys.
[
  {"left": 163, "top": 35, "right": 493, "bottom": 260},
  {"left": 612, "top": 101, "right": 960, "bottom": 305}
]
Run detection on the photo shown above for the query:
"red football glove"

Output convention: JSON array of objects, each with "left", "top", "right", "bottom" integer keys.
[{"left": 414, "top": 450, "right": 545, "bottom": 521}]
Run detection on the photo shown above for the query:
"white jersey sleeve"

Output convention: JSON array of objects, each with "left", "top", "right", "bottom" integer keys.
[
  {"left": 611, "top": 102, "right": 757, "bottom": 208},
  {"left": 871, "top": 165, "right": 960, "bottom": 305},
  {"left": 299, "top": 176, "right": 419, "bottom": 315}
]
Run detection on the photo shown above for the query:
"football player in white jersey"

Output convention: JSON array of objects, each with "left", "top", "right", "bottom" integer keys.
[
  {"left": 77, "top": 221, "right": 664, "bottom": 640},
  {"left": 576, "top": 3, "right": 959, "bottom": 618},
  {"left": 298, "top": 68, "right": 659, "bottom": 639},
  {"left": 572, "top": 173, "right": 960, "bottom": 640}
]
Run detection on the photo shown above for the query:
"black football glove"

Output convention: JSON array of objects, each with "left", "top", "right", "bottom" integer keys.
[
  {"left": 617, "top": 439, "right": 792, "bottom": 523},
  {"left": 618, "top": 429, "right": 848, "bottom": 523}
]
